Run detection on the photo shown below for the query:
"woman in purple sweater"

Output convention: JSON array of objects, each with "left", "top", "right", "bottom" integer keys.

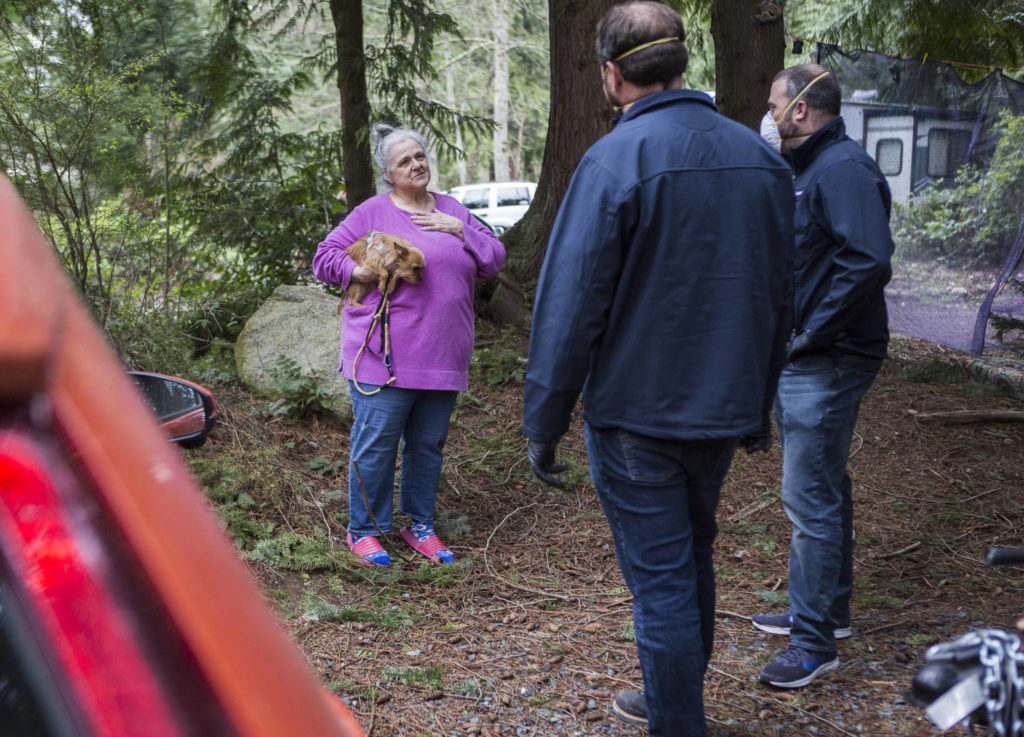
[{"left": 313, "top": 124, "right": 505, "bottom": 567}]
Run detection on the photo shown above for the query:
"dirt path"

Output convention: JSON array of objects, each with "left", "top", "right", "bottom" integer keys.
[{"left": 194, "top": 331, "right": 1024, "bottom": 737}]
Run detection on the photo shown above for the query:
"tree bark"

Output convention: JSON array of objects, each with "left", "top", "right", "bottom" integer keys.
[
  {"left": 499, "top": 0, "right": 615, "bottom": 286},
  {"left": 710, "top": 0, "right": 785, "bottom": 130},
  {"left": 331, "top": 0, "right": 375, "bottom": 208},
  {"left": 443, "top": 38, "right": 468, "bottom": 184}
]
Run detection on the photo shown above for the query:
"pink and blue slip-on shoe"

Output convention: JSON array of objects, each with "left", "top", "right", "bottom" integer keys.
[
  {"left": 347, "top": 532, "right": 391, "bottom": 567},
  {"left": 400, "top": 524, "right": 454, "bottom": 564}
]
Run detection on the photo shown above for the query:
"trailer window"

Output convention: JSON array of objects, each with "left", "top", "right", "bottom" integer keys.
[
  {"left": 927, "top": 128, "right": 972, "bottom": 177},
  {"left": 875, "top": 138, "right": 903, "bottom": 176}
]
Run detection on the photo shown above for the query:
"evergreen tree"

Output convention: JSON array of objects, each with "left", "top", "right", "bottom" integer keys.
[
  {"left": 796, "top": 0, "right": 1024, "bottom": 80},
  {"left": 498, "top": 0, "right": 616, "bottom": 288}
]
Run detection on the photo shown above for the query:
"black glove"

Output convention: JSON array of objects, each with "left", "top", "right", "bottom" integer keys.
[
  {"left": 786, "top": 331, "right": 818, "bottom": 362},
  {"left": 739, "top": 412, "right": 772, "bottom": 455},
  {"left": 527, "top": 438, "right": 567, "bottom": 489}
]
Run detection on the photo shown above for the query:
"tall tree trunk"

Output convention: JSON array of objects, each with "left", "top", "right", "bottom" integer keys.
[
  {"left": 711, "top": 0, "right": 785, "bottom": 130},
  {"left": 492, "top": 0, "right": 511, "bottom": 181},
  {"left": 443, "top": 38, "right": 468, "bottom": 184},
  {"left": 511, "top": 109, "right": 526, "bottom": 179},
  {"left": 499, "top": 0, "right": 615, "bottom": 286},
  {"left": 331, "top": 0, "right": 375, "bottom": 208}
]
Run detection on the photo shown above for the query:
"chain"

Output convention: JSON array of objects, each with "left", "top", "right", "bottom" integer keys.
[
  {"left": 982, "top": 631, "right": 1009, "bottom": 736},
  {"left": 979, "top": 630, "right": 1024, "bottom": 737},
  {"left": 1010, "top": 631, "right": 1024, "bottom": 737},
  {"left": 925, "top": 629, "right": 1024, "bottom": 736}
]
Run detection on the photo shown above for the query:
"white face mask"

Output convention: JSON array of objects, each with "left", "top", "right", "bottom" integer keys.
[{"left": 760, "top": 111, "right": 782, "bottom": 153}]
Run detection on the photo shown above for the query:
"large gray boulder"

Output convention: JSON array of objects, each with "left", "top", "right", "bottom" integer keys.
[{"left": 235, "top": 285, "right": 347, "bottom": 401}]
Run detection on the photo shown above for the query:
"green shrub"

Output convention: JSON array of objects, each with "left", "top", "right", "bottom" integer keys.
[
  {"left": 106, "top": 307, "right": 196, "bottom": 376},
  {"left": 182, "top": 283, "right": 265, "bottom": 351},
  {"left": 188, "top": 339, "right": 237, "bottom": 386},
  {"left": 893, "top": 112, "right": 1024, "bottom": 269},
  {"left": 263, "top": 355, "right": 352, "bottom": 421}
]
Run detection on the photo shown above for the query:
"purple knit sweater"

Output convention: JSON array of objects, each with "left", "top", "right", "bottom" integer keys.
[{"left": 312, "top": 192, "right": 506, "bottom": 391}]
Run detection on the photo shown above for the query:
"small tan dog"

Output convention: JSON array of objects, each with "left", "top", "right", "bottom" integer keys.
[{"left": 342, "top": 231, "right": 425, "bottom": 308}]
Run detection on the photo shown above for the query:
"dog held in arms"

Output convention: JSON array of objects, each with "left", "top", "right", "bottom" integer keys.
[{"left": 342, "top": 231, "right": 425, "bottom": 309}]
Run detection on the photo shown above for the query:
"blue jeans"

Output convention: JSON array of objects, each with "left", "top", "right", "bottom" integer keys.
[
  {"left": 774, "top": 353, "right": 882, "bottom": 653},
  {"left": 586, "top": 424, "right": 738, "bottom": 737},
  {"left": 347, "top": 382, "right": 457, "bottom": 537}
]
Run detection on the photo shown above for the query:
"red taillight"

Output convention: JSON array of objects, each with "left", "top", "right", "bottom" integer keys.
[{"left": 0, "top": 432, "right": 185, "bottom": 737}]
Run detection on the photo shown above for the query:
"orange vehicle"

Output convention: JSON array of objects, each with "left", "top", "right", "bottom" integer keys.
[
  {"left": 0, "top": 173, "right": 364, "bottom": 737},
  {"left": 130, "top": 371, "right": 219, "bottom": 448}
]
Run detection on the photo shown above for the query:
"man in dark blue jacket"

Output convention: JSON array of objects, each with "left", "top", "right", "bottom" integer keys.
[
  {"left": 521, "top": 3, "right": 794, "bottom": 734},
  {"left": 752, "top": 64, "right": 894, "bottom": 689}
]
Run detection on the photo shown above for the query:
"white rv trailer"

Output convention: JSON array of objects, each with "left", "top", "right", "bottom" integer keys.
[{"left": 843, "top": 90, "right": 982, "bottom": 202}]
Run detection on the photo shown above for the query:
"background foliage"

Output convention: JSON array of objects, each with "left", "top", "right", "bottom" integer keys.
[
  {"left": 1, "top": 0, "right": 1023, "bottom": 376},
  {"left": 893, "top": 112, "right": 1024, "bottom": 268}
]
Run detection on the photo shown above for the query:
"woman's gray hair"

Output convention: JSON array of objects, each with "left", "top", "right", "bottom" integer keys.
[{"left": 370, "top": 122, "right": 433, "bottom": 193}]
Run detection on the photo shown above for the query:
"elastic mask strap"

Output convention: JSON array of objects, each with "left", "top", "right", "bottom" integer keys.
[
  {"left": 778, "top": 71, "right": 831, "bottom": 122},
  {"left": 613, "top": 36, "right": 679, "bottom": 62}
]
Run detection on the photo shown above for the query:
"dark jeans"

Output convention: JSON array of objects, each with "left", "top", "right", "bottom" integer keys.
[
  {"left": 585, "top": 423, "right": 738, "bottom": 737},
  {"left": 775, "top": 352, "right": 882, "bottom": 653}
]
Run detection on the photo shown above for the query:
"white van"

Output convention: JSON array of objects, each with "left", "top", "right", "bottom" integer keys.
[{"left": 446, "top": 180, "right": 537, "bottom": 234}]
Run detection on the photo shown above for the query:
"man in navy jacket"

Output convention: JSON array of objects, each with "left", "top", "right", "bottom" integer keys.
[
  {"left": 752, "top": 64, "right": 894, "bottom": 689},
  {"left": 521, "top": 3, "right": 794, "bottom": 734}
]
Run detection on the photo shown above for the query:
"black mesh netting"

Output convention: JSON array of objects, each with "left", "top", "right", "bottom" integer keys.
[{"left": 818, "top": 43, "right": 1024, "bottom": 354}]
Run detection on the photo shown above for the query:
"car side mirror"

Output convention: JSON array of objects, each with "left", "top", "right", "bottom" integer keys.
[{"left": 129, "top": 372, "right": 217, "bottom": 448}]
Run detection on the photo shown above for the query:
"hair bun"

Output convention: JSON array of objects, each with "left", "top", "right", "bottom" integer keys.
[{"left": 371, "top": 123, "right": 395, "bottom": 144}]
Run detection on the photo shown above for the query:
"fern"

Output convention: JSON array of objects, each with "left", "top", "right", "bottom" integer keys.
[
  {"left": 264, "top": 355, "right": 351, "bottom": 421},
  {"left": 243, "top": 530, "right": 339, "bottom": 571}
]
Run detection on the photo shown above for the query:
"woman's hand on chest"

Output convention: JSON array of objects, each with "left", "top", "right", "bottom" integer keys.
[{"left": 411, "top": 210, "right": 464, "bottom": 241}]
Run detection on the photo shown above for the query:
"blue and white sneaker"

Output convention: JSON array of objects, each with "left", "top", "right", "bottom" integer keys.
[
  {"left": 759, "top": 644, "right": 839, "bottom": 688},
  {"left": 752, "top": 611, "right": 852, "bottom": 640}
]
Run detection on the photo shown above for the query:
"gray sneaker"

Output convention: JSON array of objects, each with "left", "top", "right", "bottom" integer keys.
[
  {"left": 759, "top": 644, "right": 840, "bottom": 688},
  {"left": 751, "top": 611, "right": 852, "bottom": 640},
  {"left": 612, "top": 689, "right": 647, "bottom": 727}
]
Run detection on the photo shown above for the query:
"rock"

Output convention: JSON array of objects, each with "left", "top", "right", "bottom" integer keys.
[{"left": 235, "top": 284, "right": 349, "bottom": 406}]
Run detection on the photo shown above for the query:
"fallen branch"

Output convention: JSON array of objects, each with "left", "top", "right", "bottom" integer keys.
[
  {"left": 908, "top": 409, "right": 1024, "bottom": 425},
  {"left": 727, "top": 496, "right": 775, "bottom": 522},
  {"left": 874, "top": 540, "right": 921, "bottom": 559}
]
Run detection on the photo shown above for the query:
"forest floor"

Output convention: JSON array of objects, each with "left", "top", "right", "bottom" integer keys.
[{"left": 188, "top": 325, "right": 1024, "bottom": 737}]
